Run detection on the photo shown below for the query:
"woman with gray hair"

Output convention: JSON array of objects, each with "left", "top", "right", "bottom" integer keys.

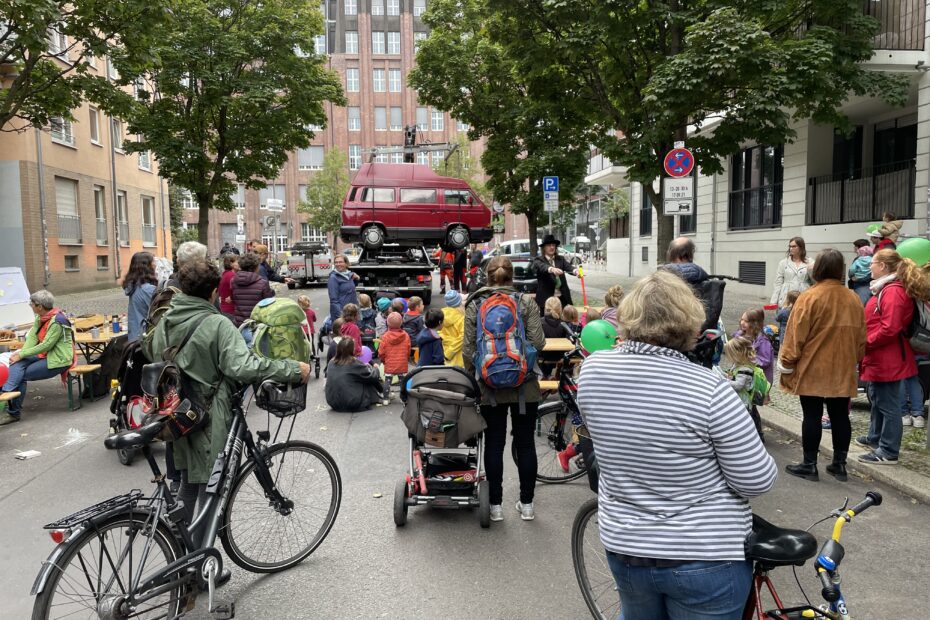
[
  {"left": 577, "top": 270, "right": 777, "bottom": 618},
  {"left": 1, "top": 290, "right": 75, "bottom": 425}
]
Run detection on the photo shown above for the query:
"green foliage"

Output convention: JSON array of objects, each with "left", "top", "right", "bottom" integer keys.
[
  {"left": 0, "top": 0, "right": 168, "bottom": 130},
  {"left": 432, "top": 132, "right": 490, "bottom": 204},
  {"left": 298, "top": 147, "right": 349, "bottom": 239},
  {"left": 106, "top": 0, "right": 345, "bottom": 245},
  {"left": 599, "top": 189, "right": 631, "bottom": 233}
]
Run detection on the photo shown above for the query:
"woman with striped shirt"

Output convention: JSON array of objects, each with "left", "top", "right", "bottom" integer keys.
[{"left": 577, "top": 271, "right": 777, "bottom": 619}]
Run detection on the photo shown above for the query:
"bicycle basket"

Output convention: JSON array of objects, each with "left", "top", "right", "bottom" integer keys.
[{"left": 255, "top": 382, "right": 307, "bottom": 417}]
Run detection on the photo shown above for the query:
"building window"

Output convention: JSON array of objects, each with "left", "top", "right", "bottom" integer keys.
[
  {"left": 431, "top": 151, "right": 443, "bottom": 167},
  {"left": 375, "top": 107, "right": 387, "bottom": 131},
  {"left": 111, "top": 119, "right": 124, "bottom": 151},
  {"left": 138, "top": 140, "right": 151, "bottom": 171},
  {"left": 117, "top": 190, "right": 129, "bottom": 246},
  {"left": 372, "top": 31, "right": 385, "bottom": 54},
  {"left": 88, "top": 108, "right": 101, "bottom": 144},
  {"left": 96, "top": 255, "right": 108, "bottom": 270},
  {"left": 430, "top": 110, "right": 444, "bottom": 131},
  {"left": 64, "top": 255, "right": 79, "bottom": 271},
  {"left": 259, "top": 185, "right": 286, "bottom": 209},
  {"left": 387, "top": 32, "right": 400, "bottom": 54},
  {"left": 374, "top": 147, "right": 388, "bottom": 163},
  {"left": 107, "top": 57, "right": 119, "bottom": 80},
  {"left": 141, "top": 195, "right": 156, "bottom": 246},
  {"left": 346, "top": 68, "right": 359, "bottom": 92},
  {"left": 388, "top": 69, "right": 401, "bottom": 92},
  {"left": 235, "top": 184, "right": 245, "bottom": 209},
  {"left": 298, "top": 145, "right": 325, "bottom": 169},
  {"left": 181, "top": 189, "right": 197, "bottom": 209},
  {"left": 50, "top": 117, "right": 74, "bottom": 146},
  {"left": 345, "top": 31, "right": 358, "bottom": 54},
  {"left": 345, "top": 0, "right": 357, "bottom": 15},
  {"left": 728, "top": 144, "right": 783, "bottom": 230},
  {"left": 373, "top": 69, "right": 386, "bottom": 92},
  {"left": 390, "top": 106, "right": 402, "bottom": 131},
  {"left": 94, "top": 185, "right": 107, "bottom": 244},
  {"left": 391, "top": 151, "right": 404, "bottom": 163},
  {"left": 416, "top": 107, "right": 428, "bottom": 131},
  {"left": 679, "top": 174, "right": 697, "bottom": 235},
  {"left": 348, "top": 106, "right": 361, "bottom": 131},
  {"left": 372, "top": 0, "right": 384, "bottom": 15},
  {"left": 349, "top": 144, "right": 361, "bottom": 170},
  {"left": 414, "top": 31, "right": 427, "bottom": 52},
  {"left": 387, "top": 0, "right": 399, "bottom": 16},
  {"left": 414, "top": 0, "right": 427, "bottom": 17},
  {"left": 48, "top": 28, "right": 67, "bottom": 56},
  {"left": 639, "top": 186, "right": 653, "bottom": 237},
  {"left": 417, "top": 151, "right": 429, "bottom": 166},
  {"left": 301, "top": 223, "right": 327, "bottom": 242},
  {"left": 314, "top": 35, "right": 326, "bottom": 55},
  {"left": 55, "top": 177, "right": 82, "bottom": 243}
]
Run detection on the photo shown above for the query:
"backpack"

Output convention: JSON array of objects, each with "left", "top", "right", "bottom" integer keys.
[
  {"left": 751, "top": 366, "right": 771, "bottom": 406},
  {"left": 142, "top": 283, "right": 180, "bottom": 341},
  {"left": 907, "top": 298, "right": 930, "bottom": 354},
  {"left": 473, "top": 292, "right": 538, "bottom": 395},
  {"left": 245, "top": 297, "right": 311, "bottom": 361},
  {"left": 359, "top": 307, "right": 377, "bottom": 341}
]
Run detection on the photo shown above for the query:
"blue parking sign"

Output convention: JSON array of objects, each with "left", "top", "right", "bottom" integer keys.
[{"left": 543, "top": 176, "right": 559, "bottom": 192}]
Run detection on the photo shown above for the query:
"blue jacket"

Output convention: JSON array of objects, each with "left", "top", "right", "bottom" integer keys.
[
  {"left": 259, "top": 261, "right": 285, "bottom": 284},
  {"left": 416, "top": 328, "right": 444, "bottom": 366},
  {"left": 125, "top": 282, "right": 156, "bottom": 342},
  {"left": 848, "top": 256, "right": 872, "bottom": 284},
  {"left": 328, "top": 270, "right": 359, "bottom": 320}
]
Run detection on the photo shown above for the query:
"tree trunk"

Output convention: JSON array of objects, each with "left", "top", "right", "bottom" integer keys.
[
  {"left": 196, "top": 194, "right": 211, "bottom": 248},
  {"left": 527, "top": 212, "right": 539, "bottom": 257}
]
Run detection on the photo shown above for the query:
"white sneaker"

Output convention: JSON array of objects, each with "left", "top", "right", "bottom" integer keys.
[
  {"left": 489, "top": 505, "right": 503, "bottom": 522},
  {"left": 914, "top": 416, "right": 927, "bottom": 429},
  {"left": 382, "top": 398, "right": 390, "bottom": 406},
  {"left": 515, "top": 501, "right": 535, "bottom": 521},
  {"left": 903, "top": 415, "right": 914, "bottom": 427}
]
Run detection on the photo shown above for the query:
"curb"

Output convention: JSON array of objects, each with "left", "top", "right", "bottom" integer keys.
[{"left": 759, "top": 405, "right": 930, "bottom": 506}]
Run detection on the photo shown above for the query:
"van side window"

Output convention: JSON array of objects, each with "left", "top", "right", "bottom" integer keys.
[
  {"left": 444, "top": 189, "right": 470, "bottom": 205},
  {"left": 400, "top": 188, "right": 437, "bottom": 203},
  {"left": 348, "top": 187, "right": 358, "bottom": 201},
  {"left": 359, "top": 187, "right": 396, "bottom": 202}
]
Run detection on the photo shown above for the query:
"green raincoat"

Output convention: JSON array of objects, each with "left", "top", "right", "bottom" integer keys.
[{"left": 143, "top": 293, "right": 301, "bottom": 483}]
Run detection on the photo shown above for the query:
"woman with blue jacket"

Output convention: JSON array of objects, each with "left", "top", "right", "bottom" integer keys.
[
  {"left": 123, "top": 252, "right": 158, "bottom": 342},
  {"left": 328, "top": 254, "right": 360, "bottom": 321}
]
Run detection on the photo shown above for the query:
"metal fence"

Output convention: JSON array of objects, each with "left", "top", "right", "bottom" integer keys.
[
  {"left": 864, "top": 0, "right": 925, "bottom": 51},
  {"left": 143, "top": 225, "right": 156, "bottom": 246},
  {"left": 728, "top": 184, "right": 783, "bottom": 230},
  {"left": 96, "top": 218, "right": 108, "bottom": 244},
  {"left": 58, "top": 214, "right": 82, "bottom": 243},
  {"left": 806, "top": 160, "right": 915, "bottom": 225}
]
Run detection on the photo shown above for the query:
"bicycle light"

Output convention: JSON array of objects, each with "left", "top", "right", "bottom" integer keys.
[{"left": 49, "top": 529, "right": 69, "bottom": 544}]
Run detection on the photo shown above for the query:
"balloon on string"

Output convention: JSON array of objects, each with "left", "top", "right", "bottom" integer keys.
[
  {"left": 580, "top": 320, "right": 618, "bottom": 354},
  {"left": 866, "top": 223, "right": 881, "bottom": 234},
  {"left": 358, "top": 345, "right": 373, "bottom": 364},
  {"left": 0, "top": 363, "right": 8, "bottom": 386},
  {"left": 896, "top": 237, "right": 930, "bottom": 266}
]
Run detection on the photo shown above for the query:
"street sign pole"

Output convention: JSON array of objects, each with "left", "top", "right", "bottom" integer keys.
[{"left": 542, "top": 175, "right": 559, "bottom": 237}]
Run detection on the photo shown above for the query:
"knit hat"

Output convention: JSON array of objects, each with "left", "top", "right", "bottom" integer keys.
[
  {"left": 444, "top": 289, "right": 462, "bottom": 308},
  {"left": 387, "top": 312, "right": 403, "bottom": 329},
  {"left": 377, "top": 297, "right": 391, "bottom": 311},
  {"left": 857, "top": 245, "right": 874, "bottom": 257}
]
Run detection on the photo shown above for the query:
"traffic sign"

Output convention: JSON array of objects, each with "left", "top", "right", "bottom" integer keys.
[
  {"left": 663, "top": 177, "right": 694, "bottom": 215},
  {"left": 543, "top": 191, "right": 559, "bottom": 201},
  {"left": 543, "top": 176, "right": 559, "bottom": 192},
  {"left": 664, "top": 148, "right": 695, "bottom": 178},
  {"left": 235, "top": 234, "right": 246, "bottom": 243},
  {"left": 544, "top": 199, "right": 558, "bottom": 212},
  {"left": 265, "top": 198, "right": 284, "bottom": 212}
]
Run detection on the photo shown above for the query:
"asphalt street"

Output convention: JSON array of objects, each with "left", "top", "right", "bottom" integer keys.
[{"left": 1, "top": 274, "right": 928, "bottom": 618}]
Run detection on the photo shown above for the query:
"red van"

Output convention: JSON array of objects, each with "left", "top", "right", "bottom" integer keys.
[{"left": 340, "top": 163, "right": 493, "bottom": 250}]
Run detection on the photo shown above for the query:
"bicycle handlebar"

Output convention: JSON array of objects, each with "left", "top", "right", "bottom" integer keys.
[
  {"left": 818, "top": 569, "right": 839, "bottom": 603},
  {"left": 848, "top": 491, "right": 882, "bottom": 516}
]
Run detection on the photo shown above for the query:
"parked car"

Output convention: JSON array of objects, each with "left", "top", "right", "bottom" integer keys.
[
  {"left": 342, "top": 245, "right": 362, "bottom": 265},
  {"left": 340, "top": 163, "right": 493, "bottom": 251},
  {"left": 494, "top": 238, "right": 582, "bottom": 267}
]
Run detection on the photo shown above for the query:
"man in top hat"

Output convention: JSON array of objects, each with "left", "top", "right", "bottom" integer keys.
[{"left": 532, "top": 234, "right": 579, "bottom": 315}]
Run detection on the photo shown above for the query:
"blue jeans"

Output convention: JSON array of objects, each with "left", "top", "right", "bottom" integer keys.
[
  {"left": 900, "top": 374, "right": 924, "bottom": 416},
  {"left": 2, "top": 356, "right": 63, "bottom": 416},
  {"left": 607, "top": 552, "right": 752, "bottom": 620},
  {"left": 867, "top": 380, "right": 903, "bottom": 459}
]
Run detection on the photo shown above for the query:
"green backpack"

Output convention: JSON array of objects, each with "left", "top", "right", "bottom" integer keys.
[
  {"left": 246, "top": 297, "right": 311, "bottom": 362},
  {"left": 751, "top": 366, "right": 771, "bottom": 406}
]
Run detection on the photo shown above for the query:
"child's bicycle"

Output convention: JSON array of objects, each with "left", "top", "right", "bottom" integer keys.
[{"left": 572, "top": 491, "right": 883, "bottom": 620}]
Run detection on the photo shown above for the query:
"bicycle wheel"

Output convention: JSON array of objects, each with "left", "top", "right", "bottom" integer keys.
[
  {"left": 572, "top": 498, "right": 620, "bottom": 620},
  {"left": 32, "top": 510, "right": 183, "bottom": 620},
  {"left": 513, "top": 401, "right": 588, "bottom": 483},
  {"left": 220, "top": 440, "right": 342, "bottom": 573}
]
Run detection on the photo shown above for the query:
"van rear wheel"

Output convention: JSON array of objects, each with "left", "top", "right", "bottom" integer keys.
[
  {"left": 362, "top": 225, "right": 385, "bottom": 250},
  {"left": 445, "top": 226, "right": 469, "bottom": 250}
]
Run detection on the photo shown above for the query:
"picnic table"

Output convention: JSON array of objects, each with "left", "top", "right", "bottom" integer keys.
[
  {"left": 0, "top": 339, "right": 23, "bottom": 351},
  {"left": 73, "top": 329, "right": 123, "bottom": 362},
  {"left": 543, "top": 338, "right": 575, "bottom": 353}
]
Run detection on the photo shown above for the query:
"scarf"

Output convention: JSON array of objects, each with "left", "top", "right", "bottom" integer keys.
[
  {"left": 334, "top": 269, "right": 353, "bottom": 281},
  {"left": 869, "top": 273, "right": 897, "bottom": 295},
  {"left": 35, "top": 308, "right": 63, "bottom": 356}
]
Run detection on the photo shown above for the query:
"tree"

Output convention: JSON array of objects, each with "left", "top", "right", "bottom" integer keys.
[
  {"left": 433, "top": 132, "right": 490, "bottom": 204},
  {"left": 599, "top": 188, "right": 631, "bottom": 235},
  {"left": 409, "top": 0, "right": 589, "bottom": 257},
  {"left": 105, "top": 0, "right": 345, "bottom": 246},
  {"left": 298, "top": 147, "right": 349, "bottom": 250},
  {"left": 167, "top": 184, "right": 196, "bottom": 251},
  {"left": 0, "top": 0, "right": 167, "bottom": 130},
  {"left": 487, "top": 0, "right": 909, "bottom": 261}
]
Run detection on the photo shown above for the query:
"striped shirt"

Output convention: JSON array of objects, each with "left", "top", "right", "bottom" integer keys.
[{"left": 577, "top": 341, "right": 777, "bottom": 562}]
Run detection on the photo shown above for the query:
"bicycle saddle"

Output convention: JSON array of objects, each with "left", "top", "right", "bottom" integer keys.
[
  {"left": 745, "top": 514, "right": 818, "bottom": 568},
  {"left": 104, "top": 419, "right": 166, "bottom": 450}
]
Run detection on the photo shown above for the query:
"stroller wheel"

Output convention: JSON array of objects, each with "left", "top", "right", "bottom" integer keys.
[
  {"left": 393, "top": 479, "right": 408, "bottom": 527},
  {"left": 478, "top": 480, "right": 490, "bottom": 529},
  {"left": 117, "top": 447, "right": 136, "bottom": 466}
]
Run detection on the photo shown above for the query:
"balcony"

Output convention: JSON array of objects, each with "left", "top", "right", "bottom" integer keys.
[
  {"left": 806, "top": 160, "right": 915, "bottom": 225},
  {"left": 57, "top": 215, "right": 82, "bottom": 244},
  {"left": 143, "top": 225, "right": 156, "bottom": 247},
  {"left": 865, "top": 0, "right": 925, "bottom": 51},
  {"left": 119, "top": 222, "right": 129, "bottom": 247},
  {"left": 96, "top": 218, "right": 108, "bottom": 245}
]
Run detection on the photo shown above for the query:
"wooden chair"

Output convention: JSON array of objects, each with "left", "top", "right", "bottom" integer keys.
[{"left": 0, "top": 391, "right": 21, "bottom": 403}]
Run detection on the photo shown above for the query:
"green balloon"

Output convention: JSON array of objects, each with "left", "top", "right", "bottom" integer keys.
[
  {"left": 866, "top": 223, "right": 881, "bottom": 233},
  {"left": 896, "top": 237, "right": 930, "bottom": 266},
  {"left": 581, "top": 319, "right": 618, "bottom": 353}
]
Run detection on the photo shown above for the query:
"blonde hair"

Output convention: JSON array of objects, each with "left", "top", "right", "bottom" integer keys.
[
  {"left": 358, "top": 293, "right": 372, "bottom": 309},
  {"left": 617, "top": 271, "right": 705, "bottom": 352},
  {"left": 724, "top": 336, "right": 757, "bottom": 367},
  {"left": 544, "top": 297, "right": 563, "bottom": 319},
  {"left": 561, "top": 304, "right": 579, "bottom": 324},
  {"left": 486, "top": 256, "right": 514, "bottom": 286},
  {"left": 741, "top": 308, "right": 765, "bottom": 339},
  {"left": 784, "top": 290, "right": 800, "bottom": 307},
  {"left": 408, "top": 296, "right": 423, "bottom": 310},
  {"left": 297, "top": 294, "right": 311, "bottom": 309},
  {"left": 341, "top": 303, "right": 359, "bottom": 321},
  {"left": 873, "top": 249, "right": 930, "bottom": 302},
  {"left": 585, "top": 308, "right": 602, "bottom": 322},
  {"left": 604, "top": 284, "right": 624, "bottom": 308},
  {"left": 252, "top": 243, "right": 268, "bottom": 255}
]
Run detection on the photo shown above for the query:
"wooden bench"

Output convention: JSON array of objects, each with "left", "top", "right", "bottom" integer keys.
[
  {"left": 0, "top": 391, "right": 22, "bottom": 402},
  {"left": 538, "top": 380, "right": 560, "bottom": 392},
  {"left": 67, "top": 364, "right": 102, "bottom": 411}
]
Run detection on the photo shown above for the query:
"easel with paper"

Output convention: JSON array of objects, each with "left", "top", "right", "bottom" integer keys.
[{"left": 0, "top": 267, "right": 34, "bottom": 329}]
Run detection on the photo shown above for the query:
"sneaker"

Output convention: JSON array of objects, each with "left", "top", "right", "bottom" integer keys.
[
  {"left": 489, "top": 505, "right": 504, "bottom": 522},
  {"left": 516, "top": 501, "right": 535, "bottom": 521},
  {"left": 903, "top": 414, "right": 914, "bottom": 427},
  {"left": 382, "top": 399, "right": 390, "bottom": 406},
  {"left": 858, "top": 451, "right": 898, "bottom": 465},
  {"left": 914, "top": 416, "right": 926, "bottom": 429},
  {"left": 855, "top": 436, "right": 878, "bottom": 449},
  {"left": 0, "top": 412, "right": 20, "bottom": 426},
  {"left": 821, "top": 416, "right": 832, "bottom": 430}
]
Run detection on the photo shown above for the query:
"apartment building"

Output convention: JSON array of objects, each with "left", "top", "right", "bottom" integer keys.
[
  {"left": 0, "top": 63, "right": 169, "bottom": 294},
  {"left": 185, "top": 0, "right": 527, "bottom": 255},
  {"left": 588, "top": 1, "right": 929, "bottom": 294}
]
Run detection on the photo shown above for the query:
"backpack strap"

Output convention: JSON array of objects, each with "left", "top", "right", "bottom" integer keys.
[{"left": 165, "top": 314, "right": 209, "bottom": 362}]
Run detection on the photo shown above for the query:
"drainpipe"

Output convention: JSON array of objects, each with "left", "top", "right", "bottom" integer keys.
[
  {"left": 108, "top": 114, "right": 121, "bottom": 278},
  {"left": 710, "top": 171, "right": 718, "bottom": 274},
  {"left": 33, "top": 128, "right": 51, "bottom": 287}
]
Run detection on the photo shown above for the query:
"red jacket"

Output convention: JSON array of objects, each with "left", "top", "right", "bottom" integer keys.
[
  {"left": 341, "top": 321, "right": 362, "bottom": 355},
  {"left": 379, "top": 328, "right": 411, "bottom": 374},
  {"left": 860, "top": 280, "right": 917, "bottom": 382}
]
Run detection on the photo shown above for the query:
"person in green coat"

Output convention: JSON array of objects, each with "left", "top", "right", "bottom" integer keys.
[
  {"left": 1, "top": 290, "right": 74, "bottom": 425},
  {"left": 142, "top": 261, "right": 310, "bottom": 531}
]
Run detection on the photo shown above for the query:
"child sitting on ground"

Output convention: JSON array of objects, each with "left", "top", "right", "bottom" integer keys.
[
  {"left": 403, "top": 296, "right": 424, "bottom": 341},
  {"left": 325, "top": 318, "right": 345, "bottom": 373},
  {"left": 416, "top": 308, "right": 445, "bottom": 367},
  {"left": 357, "top": 293, "right": 377, "bottom": 345},
  {"left": 561, "top": 304, "right": 581, "bottom": 336},
  {"left": 340, "top": 304, "right": 363, "bottom": 355},
  {"left": 375, "top": 297, "right": 391, "bottom": 338},
  {"left": 297, "top": 295, "right": 317, "bottom": 339},
  {"left": 723, "top": 336, "right": 765, "bottom": 440},
  {"left": 377, "top": 312, "right": 411, "bottom": 405}
]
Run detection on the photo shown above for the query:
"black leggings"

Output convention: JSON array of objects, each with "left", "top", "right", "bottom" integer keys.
[
  {"left": 799, "top": 396, "right": 851, "bottom": 455},
  {"left": 481, "top": 401, "right": 538, "bottom": 506}
]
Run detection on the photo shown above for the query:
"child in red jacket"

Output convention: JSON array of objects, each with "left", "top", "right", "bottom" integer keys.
[
  {"left": 340, "top": 303, "right": 363, "bottom": 356},
  {"left": 378, "top": 312, "right": 411, "bottom": 404},
  {"left": 297, "top": 294, "right": 317, "bottom": 337}
]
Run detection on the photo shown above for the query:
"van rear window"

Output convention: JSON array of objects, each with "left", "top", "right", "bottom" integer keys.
[
  {"left": 400, "top": 188, "right": 437, "bottom": 203},
  {"left": 359, "top": 187, "right": 396, "bottom": 202},
  {"left": 348, "top": 187, "right": 358, "bottom": 201}
]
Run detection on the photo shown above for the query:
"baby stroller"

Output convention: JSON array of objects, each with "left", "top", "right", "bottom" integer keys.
[
  {"left": 107, "top": 340, "right": 150, "bottom": 466},
  {"left": 394, "top": 366, "right": 490, "bottom": 527}
]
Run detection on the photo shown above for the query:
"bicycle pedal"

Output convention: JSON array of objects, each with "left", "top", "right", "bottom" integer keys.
[{"left": 210, "top": 602, "right": 235, "bottom": 619}]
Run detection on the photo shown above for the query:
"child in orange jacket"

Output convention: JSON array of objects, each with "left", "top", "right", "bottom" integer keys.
[{"left": 378, "top": 312, "right": 411, "bottom": 404}]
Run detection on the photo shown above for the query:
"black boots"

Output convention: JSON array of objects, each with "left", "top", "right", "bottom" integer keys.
[
  {"left": 785, "top": 451, "right": 819, "bottom": 481},
  {"left": 826, "top": 451, "right": 848, "bottom": 481}
]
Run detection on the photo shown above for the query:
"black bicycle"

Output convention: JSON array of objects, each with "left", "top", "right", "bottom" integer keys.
[{"left": 31, "top": 381, "right": 342, "bottom": 619}]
